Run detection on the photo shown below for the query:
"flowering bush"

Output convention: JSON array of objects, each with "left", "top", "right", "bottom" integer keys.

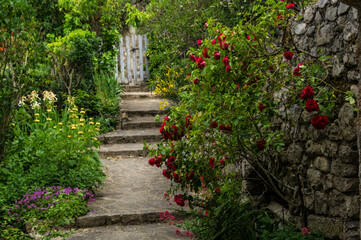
[
  {"left": 1, "top": 91, "right": 105, "bottom": 206},
  {"left": 146, "top": 0, "right": 337, "bottom": 238},
  {"left": 6, "top": 186, "right": 95, "bottom": 238}
]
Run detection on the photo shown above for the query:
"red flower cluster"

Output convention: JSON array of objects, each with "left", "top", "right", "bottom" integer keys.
[
  {"left": 214, "top": 51, "right": 220, "bottom": 60},
  {"left": 219, "top": 124, "right": 232, "bottom": 132},
  {"left": 160, "top": 115, "right": 192, "bottom": 140},
  {"left": 209, "top": 158, "right": 215, "bottom": 168},
  {"left": 210, "top": 121, "right": 218, "bottom": 128},
  {"left": 148, "top": 154, "right": 163, "bottom": 168},
  {"left": 202, "top": 48, "right": 210, "bottom": 58},
  {"left": 305, "top": 99, "right": 319, "bottom": 112},
  {"left": 299, "top": 86, "right": 329, "bottom": 130},
  {"left": 284, "top": 51, "right": 294, "bottom": 60},
  {"left": 194, "top": 78, "right": 200, "bottom": 84},
  {"left": 256, "top": 139, "right": 267, "bottom": 151},
  {"left": 197, "top": 39, "right": 202, "bottom": 46},
  {"left": 174, "top": 194, "right": 185, "bottom": 206},
  {"left": 259, "top": 103, "right": 266, "bottom": 112},
  {"left": 286, "top": 3, "right": 295, "bottom": 9},
  {"left": 293, "top": 62, "right": 303, "bottom": 76},
  {"left": 312, "top": 116, "right": 329, "bottom": 130}
]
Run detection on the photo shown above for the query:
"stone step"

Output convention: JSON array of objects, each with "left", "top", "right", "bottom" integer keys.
[
  {"left": 121, "top": 99, "right": 170, "bottom": 118},
  {"left": 68, "top": 223, "right": 179, "bottom": 239},
  {"left": 99, "top": 143, "right": 152, "bottom": 158},
  {"left": 122, "top": 91, "right": 162, "bottom": 100},
  {"left": 73, "top": 158, "right": 179, "bottom": 229},
  {"left": 99, "top": 128, "right": 161, "bottom": 144},
  {"left": 123, "top": 83, "right": 149, "bottom": 92},
  {"left": 122, "top": 116, "right": 163, "bottom": 130}
]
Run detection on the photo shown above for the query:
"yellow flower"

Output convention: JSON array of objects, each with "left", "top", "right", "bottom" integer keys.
[
  {"left": 89, "top": 118, "right": 93, "bottom": 121},
  {"left": 46, "top": 118, "right": 52, "bottom": 121},
  {"left": 73, "top": 108, "right": 78, "bottom": 112},
  {"left": 35, "top": 113, "right": 40, "bottom": 117},
  {"left": 47, "top": 109, "right": 51, "bottom": 112},
  {"left": 71, "top": 126, "right": 76, "bottom": 130},
  {"left": 96, "top": 122, "right": 100, "bottom": 125},
  {"left": 35, "top": 119, "right": 40, "bottom": 123},
  {"left": 69, "top": 110, "right": 74, "bottom": 113},
  {"left": 95, "top": 128, "right": 100, "bottom": 131},
  {"left": 79, "top": 123, "right": 84, "bottom": 126},
  {"left": 11, "top": 123, "right": 15, "bottom": 126},
  {"left": 78, "top": 131, "right": 83, "bottom": 135},
  {"left": 80, "top": 111, "right": 85, "bottom": 114},
  {"left": 89, "top": 122, "right": 94, "bottom": 125},
  {"left": 53, "top": 126, "right": 57, "bottom": 129},
  {"left": 93, "top": 137, "right": 97, "bottom": 141},
  {"left": 80, "top": 118, "right": 85, "bottom": 122},
  {"left": 68, "top": 135, "right": 71, "bottom": 138},
  {"left": 58, "top": 122, "right": 63, "bottom": 126},
  {"left": 81, "top": 108, "right": 84, "bottom": 110}
]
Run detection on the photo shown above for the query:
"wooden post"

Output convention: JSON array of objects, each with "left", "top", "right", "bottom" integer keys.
[
  {"left": 144, "top": 34, "right": 150, "bottom": 79},
  {"left": 120, "top": 37, "right": 125, "bottom": 84},
  {"left": 138, "top": 35, "right": 144, "bottom": 82},
  {"left": 132, "top": 34, "right": 137, "bottom": 84},
  {"left": 126, "top": 36, "right": 131, "bottom": 84}
]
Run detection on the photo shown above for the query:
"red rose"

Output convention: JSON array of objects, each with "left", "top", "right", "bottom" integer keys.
[
  {"left": 197, "top": 39, "right": 202, "bottom": 46},
  {"left": 300, "top": 86, "right": 314, "bottom": 100},
  {"left": 256, "top": 139, "right": 266, "bottom": 151},
  {"left": 148, "top": 158, "right": 155, "bottom": 166},
  {"left": 226, "top": 64, "right": 231, "bottom": 72},
  {"left": 276, "top": 15, "right": 284, "bottom": 26},
  {"left": 286, "top": 3, "right": 295, "bottom": 8},
  {"left": 219, "top": 124, "right": 232, "bottom": 131},
  {"left": 194, "top": 78, "right": 200, "bottom": 84},
  {"left": 220, "top": 160, "right": 225, "bottom": 166},
  {"left": 173, "top": 172, "right": 181, "bottom": 182},
  {"left": 174, "top": 194, "right": 185, "bottom": 206},
  {"left": 196, "top": 57, "right": 206, "bottom": 69},
  {"left": 284, "top": 51, "right": 294, "bottom": 60},
  {"left": 210, "top": 121, "right": 218, "bottom": 128},
  {"left": 189, "top": 54, "right": 196, "bottom": 62},
  {"left": 223, "top": 56, "right": 229, "bottom": 66},
  {"left": 209, "top": 158, "right": 215, "bottom": 168},
  {"left": 214, "top": 51, "right": 220, "bottom": 60},
  {"left": 259, "top": 103, "right": 266, "bottom": 112},
  {"left": 305, "top": 99, "right": 319, "bottom": 112},
  {"left": 186, "top": 172, "right": 195, "bottom": 181},
  {"left": 312, "top": 116, "right": 329, "bottom": 130},
  {"left": 202, "top": 48, "right": 210, "bottom": 58},
  {"left": 164, "top": 116, "right": 170, "bottom": 121},
  {"left": 211, "top": 39, "right": 216, "bottom": 45},
  {"left": 215, "top": 188, "right": 221, "bottom": 195},
  {"left": 204, "top": 22, "right": 208, "bottom": 27},
  {"left": 163, "top": 170, "right": 171, "bottom": 179},
  {"left": 293, "top": 62, "right": 303, "bottom": 76}
]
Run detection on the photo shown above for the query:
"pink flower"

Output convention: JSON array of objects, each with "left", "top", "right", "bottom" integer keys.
[
  {"left": 197, "top": 39, "right": 202, "bottom": 46},
  {"left": 193, "top": 78, "right": 200, "bottom": 84},
  {"left": 211, "top": 39, "right": 217, "bottom": 45},
  {"left": 302, "top": 227, "right": 311, "bottom": 236},
  {"left": 223, "top": 56, "right": 229, "bottom": 66},
  {"left": 175, "top": 229, "right": 183, "bottom": 236},
  {"left": 204, "top": 22, "right": 208, "bottom": 27},
  {"left": 284, "top": 51, "right": 294, "bottom": 60},
  {"left": 226, "top": 64, "right": 231, "bottom": 72},
  {"left": 286, "top": 3, "right": 295, "bottom": 9},
  {"left": 214, "top": 51, "right": 220, "bottom": 60},
  {"left": 164, "top": 116, "right": 170, "bottom": 121}
]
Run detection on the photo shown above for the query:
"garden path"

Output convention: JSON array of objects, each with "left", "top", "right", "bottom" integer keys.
[{"left": 67, "top": 85, "right": 181, "bottom": 239}]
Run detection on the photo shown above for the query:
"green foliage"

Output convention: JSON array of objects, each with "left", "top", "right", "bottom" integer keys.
[
  {"left": 48, "top": 29, "right": 101, "bottom": 95},
  {"left": 2, "top": 91, "right": 105, "bottom": 205}
]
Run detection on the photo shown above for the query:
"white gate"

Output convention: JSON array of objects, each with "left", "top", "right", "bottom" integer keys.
[{"left": 115, "top": 34, "right": 150, "bottom": 85}]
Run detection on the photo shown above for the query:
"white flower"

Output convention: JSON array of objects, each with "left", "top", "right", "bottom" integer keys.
[
  {"left": 31, "top": 101, "right": 41, "bottom": 109},
  {"left": 43, "top": 91, "right": 57, "bottom": 103},
  {"left": 28, "top": 90, "right": 39, "bottom": 102}
]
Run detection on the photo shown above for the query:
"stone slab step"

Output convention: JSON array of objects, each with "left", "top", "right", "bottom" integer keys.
[
  {"left": 74, "top": 158, "right": 177, "bottom": 229},
  {"left": 99, "top": 143, "right": 152, "bottom": 157},
  {"left": 123, "top": 83, "right": 149, "bottom": 93},
  {"left": 122, "top": 116, "right": 163, "bottom": 130},
  {"left": 68, "top": 223, "right": 180, "bottom": 239},
  {"left": 122, "top": 92, "right": 162, "bottom": 100},
  {"left": 99, "top": 128, "right": 161, "bottom": 144},
  {"left": 121, "top": 99, "right": 170, "bottom": 117}
]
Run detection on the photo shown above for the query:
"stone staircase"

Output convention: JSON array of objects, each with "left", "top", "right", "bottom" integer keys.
[{"left": 68, "top": 85, "right": 180, "bottom": 239}]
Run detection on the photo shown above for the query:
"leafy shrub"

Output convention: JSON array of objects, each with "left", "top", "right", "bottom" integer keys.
[
  {"left": 2, "top": 91, "right": 105, "bottom": 206},
  {"left": 6, "top": 186, "right": 95, "bottom": 238}
]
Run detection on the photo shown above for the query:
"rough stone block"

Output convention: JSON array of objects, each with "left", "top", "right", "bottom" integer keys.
[
  {"left": 313, "top": 156, "right": 330, "bottom": 173},
  {"left": 317, "top": 24, "right": 333, "bottom": 46},
  {"left": 76, "top": 215, "right": 107, "bottom": 228},
  {"left": 343, "top": 22, "right": 358, "bottom": 42},
  {"left": 306, "top": 168, "right": 323, "bottom": 189},
  {"left": 323, "top": 173, "right": 334, "bottom": 191},
  {"left": 303, "top": 7, "right": 315, "bottom": 23},
  {"left": 294, "top": 23, "right": 307, "bottom": 36},
  {"left": 329, "top": 189, "right": 347, "bottom": 218},
  {"left": 339, "top": 144, "right": 358, "bottom": 164},
  {"left": 314, "top": 191, "right": 329, "bottom": 214},
  {"left": 332, "top": 56, "right": 345, "bottom": 77},
  {"left": 338, "top": 3, "right": 350, "bottom": 15},
  {"left": 320, "top": 140, "right": 338, "bottom": 158},
  {"left": 308, "top": 215, "right": 345, "bottom": 239},
  {"left": 348, "top": 71, "right": 360, "bottom": 81},
  {"left": 333, "top": 177, "right": 358, "bottom": 193},
  {"left": 338, "top": 103, "right": 355, "bottom": 128},
  {"left": 305, "top": 140, "right": 323, "bottom": 156},
  {"left": 325, "top": 6, "right": 337, "bottom": 21},
  {"left": 331, "top": 159, "right": 358, "bottom": 177},
  {"left": 317, "top": 0, "right": 328, "bottom": 9},
  {"left": 345, "top": 196, "right": 359, "bottom": 219}
]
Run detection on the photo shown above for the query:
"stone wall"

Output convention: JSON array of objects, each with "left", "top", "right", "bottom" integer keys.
[{"left": 247, "top": 1, "right": 360, "bottom": 239}]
